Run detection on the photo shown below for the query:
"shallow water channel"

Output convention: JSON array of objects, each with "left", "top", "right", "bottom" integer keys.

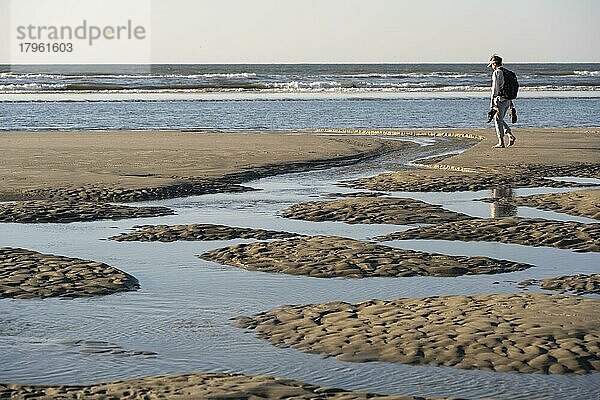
[{"left": 1, "top": 135, "right": 599, "bottom": 400}]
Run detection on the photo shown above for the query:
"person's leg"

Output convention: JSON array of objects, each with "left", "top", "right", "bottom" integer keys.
[
  {"left": 506, "top": 100, "right": 516, "bottom": 146},
  {"left": 504, "top": 120, "right": 516, "bottom": 147},
  {"left": 493, "top": 99, "right": 509, "bottom": 148}
]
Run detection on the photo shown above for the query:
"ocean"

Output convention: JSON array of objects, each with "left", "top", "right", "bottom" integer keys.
[{"left": 1, "top": 63, "right": 599, "bottom": 130}]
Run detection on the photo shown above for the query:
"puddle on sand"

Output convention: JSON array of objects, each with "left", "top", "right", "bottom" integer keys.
[{"left": 1, "top": 136, "right": 599, "bottom": 400}]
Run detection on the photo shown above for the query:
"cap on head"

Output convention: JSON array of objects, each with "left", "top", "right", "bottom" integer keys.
[{"left": 488, "top": 54, "right": 502, "bottom": 67}]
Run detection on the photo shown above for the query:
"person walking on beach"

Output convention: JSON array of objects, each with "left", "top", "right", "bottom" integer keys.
[{"left": 488, "top": 54, "right": 517, "bottom": 148}]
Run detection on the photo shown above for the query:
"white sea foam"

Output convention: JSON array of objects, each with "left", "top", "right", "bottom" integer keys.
[
  {"left": 0, "top": 72, "right": 258, "bottom": 80},
  {"left": 574, "top": 70, "right": 600, "bottom": 77},
  {"left": 0, "top": 83, "right": 67, "bottom": 91}
]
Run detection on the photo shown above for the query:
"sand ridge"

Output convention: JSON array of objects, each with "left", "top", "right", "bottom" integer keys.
[
  {"left": 379, "top": 217, "right": 600, "bottom": 253},
  {"left": 346, "top": 128, "right": 600, "bottom": 193},
  {"left": 0, "top": 200, "right": 174, "bottom": 223},
  {"left": 200, "top": 236, "right": 532, "bottom": 278},
  {"left": 110, "top": 224, "right": 300, "bottom": 242},
  {"left": 0, "top": 247, "right": 139, "bottom": 299},
  {"left": 236, "top": 293, "right": 600, "bottom": 374},
  {"left": 490, "top": 189, "right": 600, "bottom": 220},
  {"left": 349, "top": 166, "right": 595, "bottom": 193},
  {"left": 0, "top": 131, "right": 401, "bottom": 202},
  {"left": 282, "top": 197, "right": 474, "bottom": 225},
  {"left": 519, "top": 273, "right": 600, "bottom": 295},
  {"left": 0, "top": 372, "right": 427, "bottom": 400}
]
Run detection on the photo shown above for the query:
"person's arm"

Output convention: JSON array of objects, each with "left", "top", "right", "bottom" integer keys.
[{"left": 490, "top": 69, "right": 504, "bottom": 108}]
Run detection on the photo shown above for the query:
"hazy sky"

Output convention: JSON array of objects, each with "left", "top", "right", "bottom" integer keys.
[
  {"left": 151, "top": 0, "right": 599, "bottom": 63},
  {"left": 2, "top": 0, "right": 599, "bottom": 63}
]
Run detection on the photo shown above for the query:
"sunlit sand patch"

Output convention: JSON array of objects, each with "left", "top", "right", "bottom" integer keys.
[
  {"left": 236, "top": 293, "right": 600, "bottom": 374},
  {"left": 200, "top": 236, "right": 532, "bottom": 278},
  {"left": 0, "top": 200, "right": 174, "bottom": 224},
  {"left": 349, "top": 163, "right": 599, "bottom": 193},
  {"left": 379, "top": 217, "right": 600, "bottom": 253},
  {"left": 110, "top": 224, "right": 299, "bottom": 242},
  {"left": 282, "top": 197, "right": 473, "bottom": 225},
  {"left": 488, "top": 189, "right": 600, "bottom": 220},
  {"left": 0, "top": 372, "right": 426, "bottom": 400},
  {"left": 0, "top": 247, "right": 139, "bottom": 299},
  {"left": 519, "top": 273, "right": 600, "bottom": 295}
]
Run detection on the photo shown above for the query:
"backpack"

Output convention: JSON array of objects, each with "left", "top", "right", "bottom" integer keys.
[{"left": 499, "top": 67, "right": 519, "bottom": 100}]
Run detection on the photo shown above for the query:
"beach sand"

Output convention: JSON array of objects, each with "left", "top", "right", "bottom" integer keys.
[
  {"left": 109, "top": 223, "right": 300, "bottom": 242},
  {"left": 0, "top": 130, "right": 399, "bottom": 202},
  {"left": 0, "top": 199, "right": 174, "bottom": 223},
  {"left": 236, "top": 293, "right": 600, "bottom": 375},
  {"left": 0, "top": 372, "right": 421, "bottom": 400},
  {"left": 0, "top": 247, "right": 139, "bottom": 299},
  {"left": 507, "top": 189, "right": 600, "bottom": 220},
  {"left": 282, "top": 197, "right": 474, "bottom": 225},
  {"left": 379, "top": 217, "right": 600, "bottom": 252},
  {"left": 519, "top": 273, "right": 600, "bottom": 295},
  {"left": 315, "top": 128, "right": 600, "bottom": 169},
  {"left": 200, "top": 235, "right": 532, "bottom": 278},
  {"left": 346, "top": 128, "right": 599, "bottom": 193},
  {"left": 0, "top": 130, "right": 404, "bottom": 223},
  {"left": 2, "top": 128, "right": 600, "bottom": 396},
  {"left": 1, "top": 128, "right": 597, "bottom": 202}
]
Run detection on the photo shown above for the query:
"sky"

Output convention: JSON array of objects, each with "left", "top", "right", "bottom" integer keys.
[{"left": 1, "top": 0, "right": 599, "bottom": 64}]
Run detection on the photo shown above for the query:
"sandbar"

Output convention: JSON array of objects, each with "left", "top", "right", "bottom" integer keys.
[
  {"left": 236, "top": 293, "right": 600, "bottom": 374},
  {"left": 0, "top": 372, "right": 426, "bottom": 400},
  {"left": 200, "top": 236, "right": 532, "bottom": 278},
  {"left": 282, "top": 197, "right": 473, "bottom": 225},
  {"left": 519, "top": 273, "right": 600, "bottom": 295},
  {"left": 0, "top": 247, "right": 139, "bottom": 299},
  {"left": 379, "top": 217, "right": 600, "bottom": 253},
  {"left": 110, "top": 224, "right": 299, "bottom": 242}
]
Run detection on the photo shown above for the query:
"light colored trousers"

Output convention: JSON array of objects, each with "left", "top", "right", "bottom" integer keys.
[{"left": 494, "top": 97, "right": 512, "bottom": 140}]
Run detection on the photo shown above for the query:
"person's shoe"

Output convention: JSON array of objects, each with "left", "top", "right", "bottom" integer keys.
[
  {"left": 507, "top": 135, "right": 516, "bottom": 147},
  {"left": 486, "top": 109, "right": 497, "bottom": 123},
  {"left": 509, "top": 107, "right": 518, "bottom": 123},
  {"left": 493, "top": 144, "right": 505, "bottom": 148}
]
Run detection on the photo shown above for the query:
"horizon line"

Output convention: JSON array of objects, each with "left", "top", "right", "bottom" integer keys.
[{"left": 2, "top": 61, "right": 600, "bottom": 66}]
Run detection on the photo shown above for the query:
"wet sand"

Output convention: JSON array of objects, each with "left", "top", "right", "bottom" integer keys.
[
  {"left": 519, "top": 273, "right": 600, "bottom": 295},
  {"left": 200, "top": 236, "right": 532, "bottom": 278},
  {"left": 236, "top": 293, "right": 600, "bottom": 375},
  {"left": 0, "top": 247, "right": 139, "bottom": 299},
  {"left": 0, "top": 372, "right": 422, "bottom": 400},
  {"left": 343, "top": 128, "right": 599, "bottom": 193},
  {"left": 316, "top": 128, "right": 600, "bottom": 170},
  {"left": 282, "top": 197, "right": 473, "bottom": 225},
  {"left": 379, "top": 217, "right": 600, "bottom": 253},
  {"left": 110, "top": 224, "right": 300, "bottom": 242},
  {"left": 508, "top": 189, "right": 600, "bottom": 220},
  {"left": 0, "top": 131, "right": 399, "bottom": 202},
  {"left": 0, "top": 200, "right": 174, "bottom": 223},
  {"left": 349, "top": 165, "right": 595, "bottom": 193},
  {"left": 3, "top": 128, "right": 600, "bottom": 396},
  {"left": 0, "top": 131, "right": 402, "bottom": 224}
]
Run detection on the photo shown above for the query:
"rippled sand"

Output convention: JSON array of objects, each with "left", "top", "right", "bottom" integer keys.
[
  {"left": 0, "top": 372, "right": 424, "bottom": 400},
  {"left": 110, "top": 223, "right": 299, "bottom": 242},
  {"left": 510, "top": 189, "right": 600, "bottom": 220},
  {"left": 236, "top": 293, "right": 600, "bottom": 374},
  {"left": 379, "top": 217, "right": 600, "bottom": 253},
  {"left": 201, "top": 235, "right": 532, "bottom": 278},
  {"left": 282, "top": 197, "right": 473, "bottom": 225},
  {"left": 0, "top": 247, "right": 139, "bottom": 299},
  {"left": 520, "top": 273, "right": 600, "bottom": 295}
]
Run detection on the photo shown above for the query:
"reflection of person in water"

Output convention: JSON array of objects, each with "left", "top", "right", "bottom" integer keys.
[{"left": 490, "top": 187, "right": 518, "bottom": 218}]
